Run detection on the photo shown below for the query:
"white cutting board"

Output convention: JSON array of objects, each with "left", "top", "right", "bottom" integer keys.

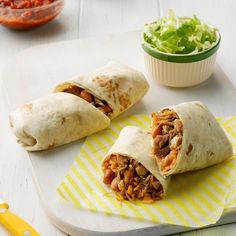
[{"left": 2, "top": 31, "right": 236, "bottom": 236}]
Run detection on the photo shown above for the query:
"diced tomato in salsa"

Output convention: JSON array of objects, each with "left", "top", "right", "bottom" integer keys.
[
  {"left": 0, "top": 0, "right": 55, "bottom": 9},
  {"left": 0, "top": 0, "right": 63, "bottom": 29}
]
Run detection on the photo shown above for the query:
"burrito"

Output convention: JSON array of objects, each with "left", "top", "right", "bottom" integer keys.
[
  {"left": 151, "top": 101, "right": 233, "bottom": 176},
  {"left": 102, "top": 126, "right": 170, "bottom": 203},
  {"left": 9, "top": 62, "right": 149, "bottom": 151},
  {"left": 54, "top": 61, "right": 149, "bottom": 119},
  {"left": 9, "top": 93, "right": 110, "bottom": 151}
]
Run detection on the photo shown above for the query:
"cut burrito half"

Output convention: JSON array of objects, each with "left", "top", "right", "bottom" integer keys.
[
  {"left": 54, "top": 61, "right": 149, "bottom": 119},
  {"left": 102, "top": 126, "right": 170, "bottom": 203},
  {"left": 151, "top": 101, "right": 233, "bottom": 176},
  {"left": 9, "top": 93, "right": 110, "bottom": 151},
  {"left": 9, "top": 62, "right": 149, "bottom": 151}
]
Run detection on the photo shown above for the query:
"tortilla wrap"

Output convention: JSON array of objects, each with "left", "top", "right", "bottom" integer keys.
[
  {"left": 54, "top": 61, "right": 149, "bottom": 119},
  {"left": 151, "top": 101, "right": 233, "bottom": 176},
  {"left": 9, "top": 92, "right": 110, "bottom": 151},
  {"left": 102, "top": 126, "right": 170, "bottom": 201}
]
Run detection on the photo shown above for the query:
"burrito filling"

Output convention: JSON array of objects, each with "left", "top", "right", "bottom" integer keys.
[
  {"left": 62, "top": 85, "right": 113, "bottom": 117},
  {"left": 103, "top": 154, "right": 164, "bottom": 203},
  {"left": 152, "top": 109, "right": 183, "bottom": 172}
]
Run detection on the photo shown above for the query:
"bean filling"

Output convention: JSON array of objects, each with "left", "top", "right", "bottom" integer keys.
[
  {"left": 103, "top": 154, "right": 164, "bottom": 203},
  {"left": 62, "top": 85, "right": 113, "bottom": 117},
  {"left": 151, "top": 109, "right": 183, "bottom": 172}
]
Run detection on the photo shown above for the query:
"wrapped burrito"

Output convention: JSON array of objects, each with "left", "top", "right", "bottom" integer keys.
[
  {"left": 54, "top": 61, "right": 149, "bottom": 119},
  {"left": 9, "top": 93, "right": 110, "bottom": 151},
  {"left": 9, "top": 62, "right": 149, "bottom": 151},
  {"left": 151, "top": 101, "right": 233, "bottom": 176},
  {"left": 102, "top": 126, "right": 170, "bottom": 203}
]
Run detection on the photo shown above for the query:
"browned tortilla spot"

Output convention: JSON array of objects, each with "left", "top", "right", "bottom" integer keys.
[
  {"left": 92, "top": 76, "right": 132, "bottom": 110},
  {"left": 9, "top": 120, "right": 13, "bottom": 128},
  {"left": 118, "top": 93, "right": 131, "bottom": 109},
  {"left": 195, "top": 103, "right": 205, "bottom": 109},
  {"left": 207, "top": 151, "right": 215, "bottom": 157},
  {"left": 92, "top": 76, "right": 107, "bottom": 87},
  {"left": 23, "top": 103, "right": 33, "bottom": 110},
  {"left": 187, "top": 114, "right": 192, "bottom": 120},
  {"left": 186, "top": 144, "right": 193, "bottom": 155},
  {"left": 48, "top": 143, "right": 55, "bottom": 149},
  {"left": 61, "top": 117, "right": 66, "bottom": 125},
  {"left": 101, "top": 79, "right": 117, "bottom": 105},
  {"left": 112, "top": 91, "right": 117, "bottom": 104}
]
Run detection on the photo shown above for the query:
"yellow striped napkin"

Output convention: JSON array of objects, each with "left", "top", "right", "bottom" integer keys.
[
  {"left": 57, "top": 115, "right": 236, "bottom": 227},
  {"left": 222, "top": 117, "right": 236, "bottom": 209}
]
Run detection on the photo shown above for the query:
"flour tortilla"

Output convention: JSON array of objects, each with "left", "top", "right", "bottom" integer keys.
[
  {"left": 102, "top": 126, "right": 170, "bottom": 196},
  {"left": 158, "top": 101, "right": 233, "bottom": 176},
  {"left": 54, "top": 61, "right": 149, "bottom": 119},
  {"left": 9, "top": 92, "right": 110, "bottom": 151}
]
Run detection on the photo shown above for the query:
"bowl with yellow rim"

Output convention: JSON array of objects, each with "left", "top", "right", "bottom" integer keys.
[{"left": 141, "top": 17, "right": 221, "bottom": 87}]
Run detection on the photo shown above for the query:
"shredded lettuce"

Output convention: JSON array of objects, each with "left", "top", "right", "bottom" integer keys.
[{"left": 143, "top": 10, "right": 218, "bottom": 54}]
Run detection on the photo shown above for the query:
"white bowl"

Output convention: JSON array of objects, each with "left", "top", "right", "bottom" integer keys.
[{"left": 141, "top": 31, "right": 221, "bottom": 87}]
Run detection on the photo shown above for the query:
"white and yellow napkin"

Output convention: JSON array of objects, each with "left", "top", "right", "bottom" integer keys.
[{"left": 57, "top": 115, "right": 236, "bottom": 227}]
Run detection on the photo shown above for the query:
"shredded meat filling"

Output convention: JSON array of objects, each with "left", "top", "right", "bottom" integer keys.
[
  {"left": 62, "top": 85, "right": 113, "bottom": 117},
  {"left": 103, "top": 154, "right": 164, "bottom": 203},
  {"left": 151, "top": 109, "right": 183, "bottom": 172}
]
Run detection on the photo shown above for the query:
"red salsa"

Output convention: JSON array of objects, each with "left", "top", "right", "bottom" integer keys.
[{"left": 0, "top": 0, "right": 64, "bottom": 29}]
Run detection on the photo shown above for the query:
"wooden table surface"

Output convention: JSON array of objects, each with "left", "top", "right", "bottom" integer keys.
[{"left": 0, "top": 0, "right": 236, "bottom": 235}]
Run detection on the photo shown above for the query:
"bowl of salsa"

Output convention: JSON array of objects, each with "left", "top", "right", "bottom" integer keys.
[{"left": 0, "top": 0, "right": 64, "bottom": 30}]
